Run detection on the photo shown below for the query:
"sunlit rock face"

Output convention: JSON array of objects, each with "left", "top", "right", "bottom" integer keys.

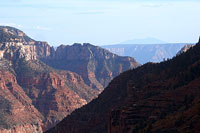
[
  {"left": 176, "top": 44, "right": 194, "bottom": 55},
  {"left": 0, "top": 26, "right": 140, "bottom": 132},
  {"left": 0, "top": 26, "right": 54, "bottom": 61},
  {"left": 0, "top": 26, "right": 94, "bottom": 131},
  {"left": 0, "top": 70, "right": 43, "bottom": 133}
]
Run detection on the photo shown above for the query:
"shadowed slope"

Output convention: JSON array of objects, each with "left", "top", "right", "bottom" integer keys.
[{"left": 47, "top": 39, "right": 200, "bottom": 133}]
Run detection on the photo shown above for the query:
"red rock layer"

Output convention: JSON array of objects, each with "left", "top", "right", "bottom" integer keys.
[
  {"left": 0, "top": 70, "right": 43, "bottom": 132},
  {"left": 0, "top": 124, "right": 42, "bottom": 133},
  {"left": 0, "top": 26, "right": 140, "bottom": 132},
  {"left": 17, "top": 70, "right": 91, "bottom": 131},
  {"left": 47, "top": 41, "right": 200, "bottom": 133},
  {"left": 42, "top": 43, "right": 140, "bottom": 90}
]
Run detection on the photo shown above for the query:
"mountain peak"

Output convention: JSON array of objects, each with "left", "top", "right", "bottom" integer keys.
[
  {"left": 71, "top": 43, "right": 95, "bottom": 47},
  {"left": 0, "top": 26, "right": 34, "bottom": 44},
  {"left": 0, "top": 26, "right": 140, "bottom": 132},
  {"left": 83, "top": 43, "right": 93, "bottom": 47}
]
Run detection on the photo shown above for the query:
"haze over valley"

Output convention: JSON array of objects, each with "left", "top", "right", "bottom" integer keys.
[{"left": 0, "top": 0, "right": 200, "bottom": 133}]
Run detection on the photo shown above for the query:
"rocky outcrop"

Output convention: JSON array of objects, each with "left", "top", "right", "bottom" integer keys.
[
  {"left": 0, "top": 26, "right": 139, "bottom": 91},
  {"left": 0, "top": 124, "right": 43, "bottom": 133},
  {"left": 47, "top": 39, "right": 200, "bottom": 133},
  {"left": 16, "top": 68, "right": 91, "bottom": 131},
  {"left": 177, "top": 44, "right": 194, "bottom": 55},
  {"left": 0, "top": 58, "right": 94, "bottom": 131},
  {"left": 0, "top": 26, "right": 95, "bottom": 131},
  {"left": 0, "top": 70, "right": 43, "bottom": 132},
  {"left": 41, "top": 43, "right": 140, "bottom": 90},
  {"left": 12, "top": 58, "right": 97, "bottom": 131},
  {"left": 34, "top": 41, "right": 55, "bottom": 59},
  {"left": 0, "top": 26, "right": 34, "bottom": 44},
  {"left": 0, "top": 26, "right": 54, "bottom": 61},
  {"left": 0, "top": 26, "right": 140, "bottom": 132}
]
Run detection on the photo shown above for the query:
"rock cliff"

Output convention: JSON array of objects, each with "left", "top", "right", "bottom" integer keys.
[
  {"left": 0, "top": 26, "right": 139, "bottom": 132},
  {"left": 177, "top": 44, "right": 194, "bottom": 55},
  {"left": 41, "top": 43, "right": 140, "bottom": 90},
  {"left": 0, "top": 26, "right": 139, "bottom": 91},
  {"left": 47, "top": 39, "right": 200, "bottom": 133},
  {"left": 0, "top": 26, "right": 95, "bottom": 131},
  {"left": 0, "top": 26, "right": 55, "bottom": 61},
  {"left": 0, "top": 70, "right": 43, "bottom": 133}
]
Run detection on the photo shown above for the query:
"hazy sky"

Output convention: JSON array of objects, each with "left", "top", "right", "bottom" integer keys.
[{"left": 1, "top": 0, "right": 200, "bottom": 46}]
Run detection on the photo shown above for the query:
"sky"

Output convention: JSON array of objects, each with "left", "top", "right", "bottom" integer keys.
[{"left": 0, "top": 0, "right": 200, "bottom": 46}]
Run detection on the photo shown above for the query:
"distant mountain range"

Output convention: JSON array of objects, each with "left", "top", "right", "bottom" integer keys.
[
  {"left": 103, "top": 43, "right": 192, "bottom": 64},
  {"left": 0, "top": 26, "right": 139, "bottom": 132},
  {"left": 120, "top": 37, "right": 168, "bottom": 44},
  {"left": 47, "top": 38, "right": 200, "bottom": 133}
]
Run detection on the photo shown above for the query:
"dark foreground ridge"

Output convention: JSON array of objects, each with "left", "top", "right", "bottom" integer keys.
[{"left": 47, "top": 38, "right": 200, "bottom": 133}]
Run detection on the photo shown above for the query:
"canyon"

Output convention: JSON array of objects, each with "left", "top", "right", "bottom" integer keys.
[
  {"left": 0, "top": 26, "right": 139, "bottom": 132},
  {"left": 103, "top": 43, "right": 191, "bottom": 64},
  {"left": 47, "top": 38, "right": 200, "bottom": 133}
]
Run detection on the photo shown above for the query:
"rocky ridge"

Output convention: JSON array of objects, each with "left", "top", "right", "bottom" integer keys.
[
  {"left": 0, "top": 70, "right": 43, "bottom": 133},
  {"left": 0, "top": 26, "right": 139, "bottom": 132},
  {"left": 177, "top": 44, "right": 194, "bottom": 55},
  {"left": 0, "top": 26, "right": 96, "bottom": 131},
  {"left": 41, "top": 43, "right": 139, "bottom": 90},
  {"left": 47, "top": 38, "right": 200, "bottom": 133}
]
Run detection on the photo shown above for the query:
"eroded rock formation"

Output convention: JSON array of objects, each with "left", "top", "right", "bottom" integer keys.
[
  {"left": 42, "top": 43, "right": 140, "bottom": 90},
  {"left": 47, "top": 39, "right": 200, "bottom": 133},
  {"left": 0, "top": 26, "right": 139, "bottom": 132}
]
